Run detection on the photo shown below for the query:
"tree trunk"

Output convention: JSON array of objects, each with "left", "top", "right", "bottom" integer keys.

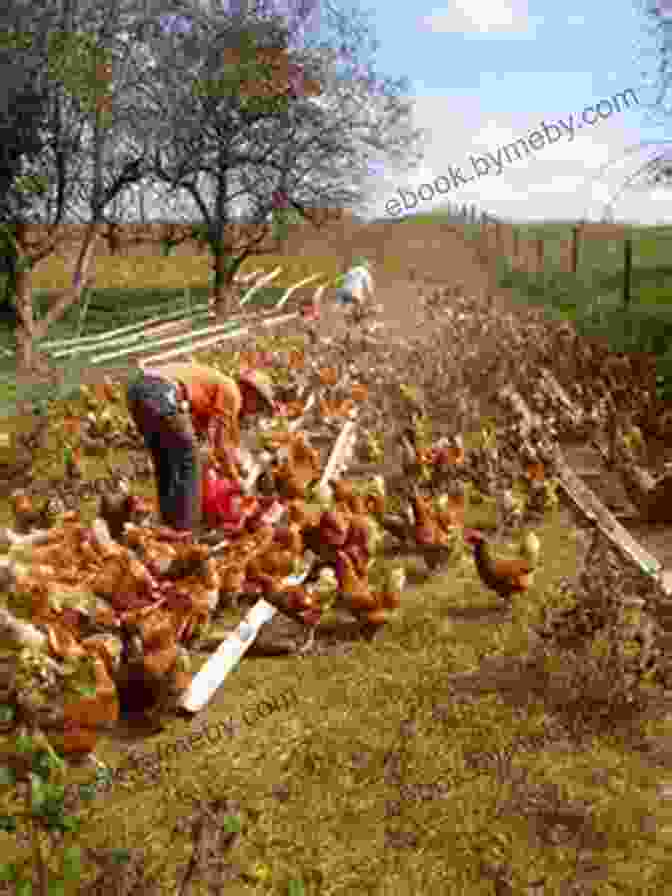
[
  {"left": 32, "top": 222, "right": 99, "bottom": 342},
  {"left": 210, "top": 247, "right": 236, "bottom": 319},
  {"left": 13, "top": 223, "right": 99, "bottom": 370},
  {"left": 14, "top": 269, "right": 36, "bottom": 372}
]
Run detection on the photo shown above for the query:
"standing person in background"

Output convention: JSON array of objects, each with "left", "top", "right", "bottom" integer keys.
[
  {"left": 334, "top": 257, "right": 375, "bottom": 320},
  {"left": 126, "top": 362, "right": 275, "bottom": 532}
]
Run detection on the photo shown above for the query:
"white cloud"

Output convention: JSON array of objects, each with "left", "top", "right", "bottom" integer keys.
[
  {"left": 419, "top": 0, "right": 531, "bottom": 34},
  {"left": 365, "top": 91, "right": 666, "bottom": 222},
  {"left": 566, "top": 15, "right": 585, "bottom": 26},
  {"left": 536, "top": 131, "right": 612, "bottom": 165},
  {"left": 524, "top": 176, "right": 586, "bottom": 194},
  {"left": 470, "top": 122, "right": 518, "bottom": 153}
]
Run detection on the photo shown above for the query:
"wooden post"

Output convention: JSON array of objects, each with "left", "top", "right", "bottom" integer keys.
[
  {"left": 623, "top": 238, "right": 632, "bottom": 308},
  {"left": 571, "top": 225, "right": 579, "bottom": 274},
  {"left": 536, "top": 237, "right": 544, "bottom": 274}
]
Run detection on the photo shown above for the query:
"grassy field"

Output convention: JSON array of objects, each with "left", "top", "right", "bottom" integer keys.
[
  {"left": 0, "top": 283, "right": 275, "bottom": 416},
  {"left": 463, "top": 216, "right": 672, "bottom": 310},
  {"left": 498, "top": 221, "right": 672, "bottom": 307},
  {"left": 2, "top": 254, "right": 337, "bottom": 348},
  {"left": 0, "top": 241, "right": 670, "bottom": 893},
  {"left": 0, "top": 251, "right": 343, "bottom": 414},
  {"left": 396, "top": 209, "right": 672, "bottom": 309},
  {"left": 368, "top": 209, "right": 672, "bottom": 397},
  {"left": 0, "top": 364, "right": 666, "bottom": 894},
  {"left": 0, "top": 357, "right": 669, "bottom": 894}
]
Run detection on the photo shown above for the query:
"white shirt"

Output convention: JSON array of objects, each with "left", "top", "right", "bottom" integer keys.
[{"left": 341, "top": 266, "right": 373, "bottom": 297}]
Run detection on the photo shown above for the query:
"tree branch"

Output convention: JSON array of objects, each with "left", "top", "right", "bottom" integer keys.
[{"left": 32, "top": 221, "right": 99, "bottom": 340}]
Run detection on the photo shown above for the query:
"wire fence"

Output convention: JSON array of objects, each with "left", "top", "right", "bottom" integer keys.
[{"left": 434, "top": 205, "right": 672, "bottom": 310}]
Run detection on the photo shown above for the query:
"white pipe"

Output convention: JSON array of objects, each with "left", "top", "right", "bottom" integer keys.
[
  {"left": 90, "top": 317, "right": 244, "bottom": 364},
  {"left": 50, "top": 318, "right": 191, "bottom": 359},
  {"left": 38, "top": 272, "right": 261, "bottom": 350},
  {"left": 238, "top": 267, "right": 282, "bottom": 306},
  {"left": 275, "top": 273, "right": 325, "bottom": 310},
  {"left": 39, "top": 305, "right": 211, "bottom": 349},
  {"left": 10, "top": 269, "right": 297, "bottom": 367},
  {"left": 139, "top": 311, "right": 299, "bottom": 366}
]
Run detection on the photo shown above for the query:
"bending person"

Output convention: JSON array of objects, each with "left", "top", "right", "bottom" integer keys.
[{"left": 126, "top": 362, "right": 275, "bottom": 532}]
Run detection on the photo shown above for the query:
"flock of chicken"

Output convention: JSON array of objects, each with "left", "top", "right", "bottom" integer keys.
[{"left": 0, "top": 334, "right": 554, "bottom": 757}]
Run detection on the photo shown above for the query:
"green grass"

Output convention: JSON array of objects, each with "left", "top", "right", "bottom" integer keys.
[
  {"left": 377, "top": 209, "right": 672, "bottom": 398},
  {"left": 401, "top": 210, "right": 672, "bottom": 307},
  {"left": 0, "top": 283, "right": 289, "bottom": 371},
  {"left": 479, "top": 220, "right": 672, "bottom": 309},
  {"left": 0, "top": 245, "right": 340, "bottom": 420},
  {"left": 0, "top": 397, "right": 669, "bottom": 893},
  {"left": 0, "top": 281, "right": 293, "bottom": 422},
  {"left": 0, "top": 292, "right": 670, "bottom": 892}
]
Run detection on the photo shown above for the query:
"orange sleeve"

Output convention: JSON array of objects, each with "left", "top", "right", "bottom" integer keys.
[
  {"left": 182, "top": 380, "right": 211, "bottom": 434},
  {"left": 171, "top": 369, "right": 241, "bottom": 453}
]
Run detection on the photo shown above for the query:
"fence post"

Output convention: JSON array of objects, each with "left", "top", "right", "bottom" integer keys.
[
  {"left": 623, "top": 238, "right": 632, "bottom": 308},
  {"left": 571, "top": 225, "right": 579, "bottom": 275},
  {"left": 536, "top": 237, "right": 544, "bottom": 274}
]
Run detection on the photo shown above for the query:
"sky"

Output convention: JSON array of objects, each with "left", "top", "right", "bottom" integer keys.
[
  {"left": 350, "top": 0, "right": 672, "bottom": 224},
  {"left": 52, "top": 0, "right": 672, "bottom": 226}
]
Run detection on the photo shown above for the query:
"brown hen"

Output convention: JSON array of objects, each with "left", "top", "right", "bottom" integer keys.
[{"left": 463, "top": 529, "right": 535, "bottom": 601}]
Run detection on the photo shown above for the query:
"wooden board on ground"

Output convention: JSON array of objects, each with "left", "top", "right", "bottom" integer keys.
[
  {"left": 497, "top": 385, "right": 671, "bottom": 595},
  {"left": 178, "top": 415, "right": 359, "bottom": 714},
  {"left": 556, "top": 451, "right": 671, "bottom": 594}
]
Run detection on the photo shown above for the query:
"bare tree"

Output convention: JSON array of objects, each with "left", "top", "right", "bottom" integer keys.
[
  {"left": 633, "top": 0, "right": 672, "bottom": 185},
  {"left": 0, "top": 11, "right": 100, "bottom": 368},
  {"left": 124, "top": 0, "right": 424, "bottom": 313},
  {"left": 2, "top": 0, "right": 173, "bottom": 369},
  {"left": 3, "top": 0, "right": 426, "bottom": 366}
]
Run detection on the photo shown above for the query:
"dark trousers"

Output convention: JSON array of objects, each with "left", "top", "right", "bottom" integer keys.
[{"left": 126, "top": 373, "right": 202, "bottom": 531}]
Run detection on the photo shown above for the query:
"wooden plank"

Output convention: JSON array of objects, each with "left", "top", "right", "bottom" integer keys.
[
  {"left": 177, "top": 593, "right": 295, "bottom": 714},
  {"left": 91, "top": 317, "right": 243, "bottom": 364},
  {"left": 39, "top": 272, "right": 259, "bottom": 351},
  {"left": 239, "top": 267, "right": 282, "bottom": 307},
  {"left": 539, "top": 368, "right": 577, "bottom": 411},
  {"left": 556, "top": 451, "right": 671, "bottom": 593},
  {"left": 178, "top": 414, "right": 358, "bottom": 714},
  {"left": 43, "top": 307, "right": 209, "bottom": 350},
  {"left": 274, "top": 273, "right": 325, "bottom": 310},
  {"left": 496, "top": 386, "right": 671, "bottom": 594},
  {"left": 136, "top": 311, "right": 300, "bottom": 367}
]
